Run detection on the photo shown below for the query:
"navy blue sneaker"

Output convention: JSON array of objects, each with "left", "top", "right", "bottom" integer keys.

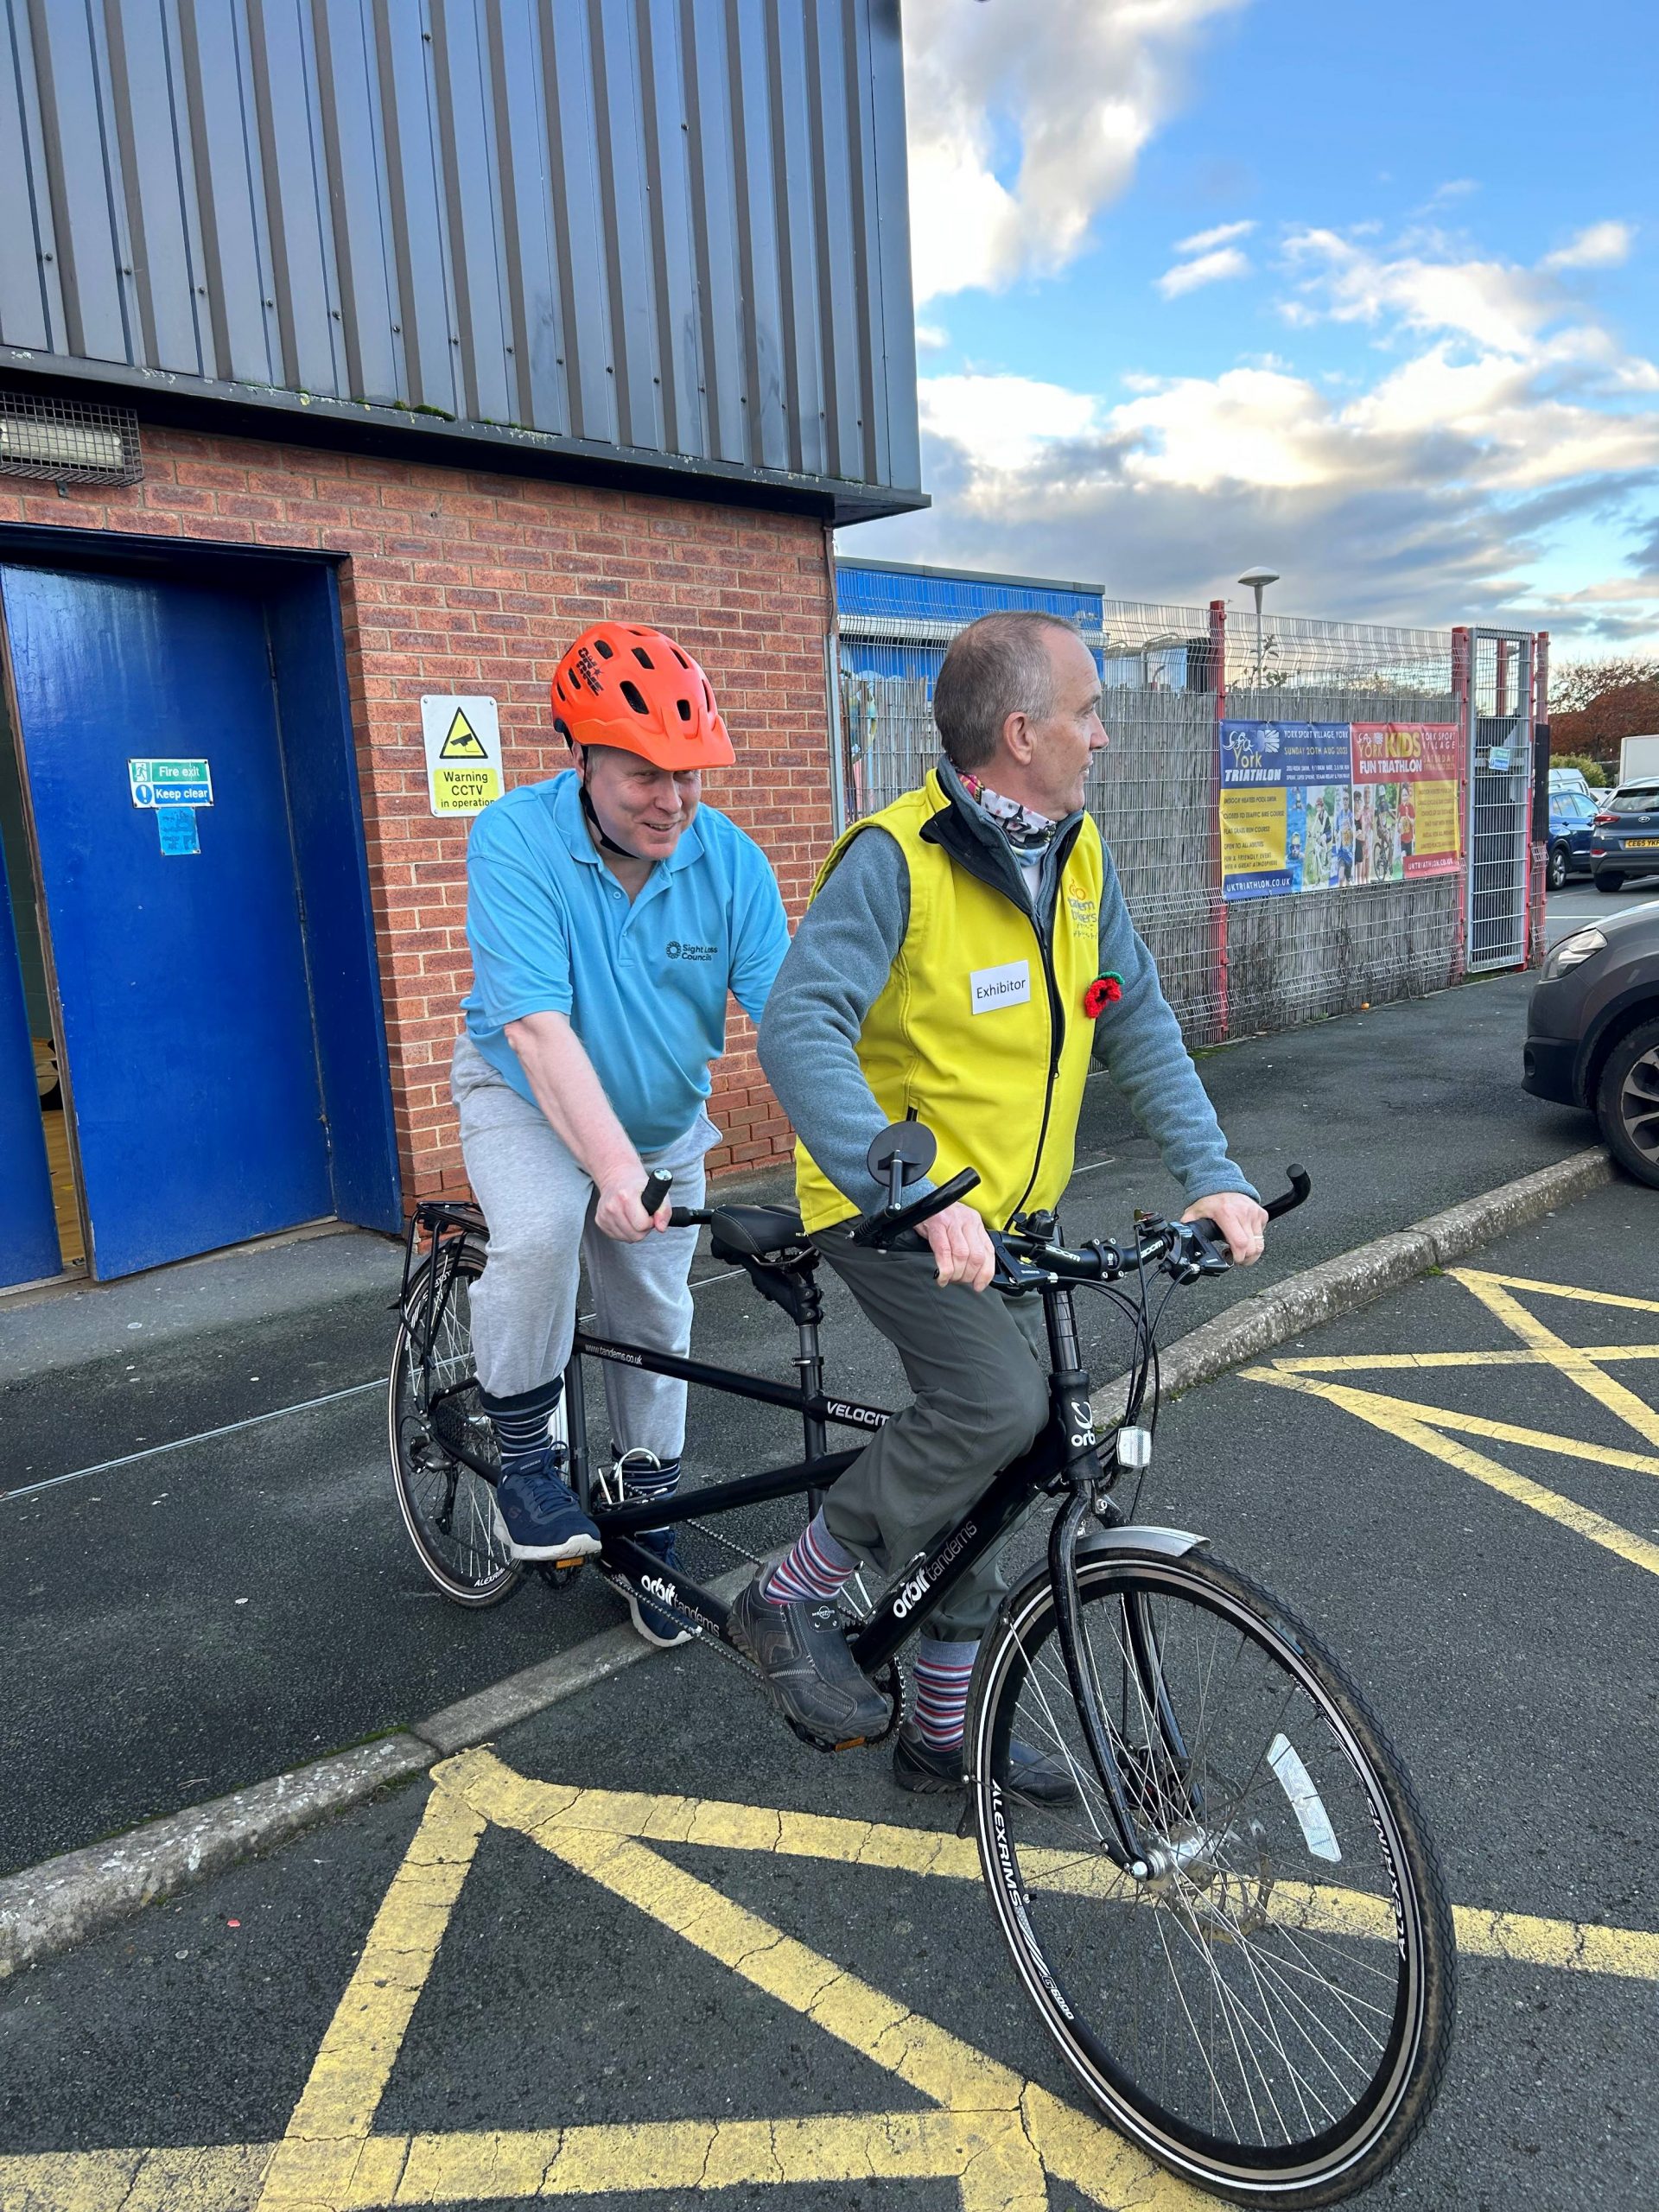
[
  {"left": 626, "top": 1525, "right": 694, "bottom": 1649},
  {"left": 491, "top": 1446, "right": 601, "bottom": 1563}
]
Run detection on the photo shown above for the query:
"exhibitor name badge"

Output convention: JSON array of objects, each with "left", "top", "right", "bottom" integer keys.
[
  {"left": 970, "top": 959, "right": 1031, "bottom": 1013},
  {"left": 422, "top": 696, "right": 504, "bottom": 817}
]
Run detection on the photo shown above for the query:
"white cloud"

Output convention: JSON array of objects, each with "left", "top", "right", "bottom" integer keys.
[
  {"left": 1175, "top": 219, "right": 1255, "bottom": 254},
  {"left": 914, "top": 322, "right": 950, "bottom": 353},
  {"left": 902, "top": 0, "right": 1245, "bottom": 302},
  {"left": 1156, "top": 245, "right": 1251, "bottom": 298},
  {"left": 1541, "top": 220, "right": 1635, "bottom": 270},
  {"left": 843, "top": 220, "right": 1659, "bottom": 645}
]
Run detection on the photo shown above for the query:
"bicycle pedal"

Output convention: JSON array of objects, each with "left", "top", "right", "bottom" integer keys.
[{"left": 784, "top": 1717, "right": 867, "bottom": 1755}]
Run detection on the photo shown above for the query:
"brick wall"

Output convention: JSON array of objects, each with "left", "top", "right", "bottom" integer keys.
[{"left": 0, "top": 422, "right": 839, "bottom": 1205}]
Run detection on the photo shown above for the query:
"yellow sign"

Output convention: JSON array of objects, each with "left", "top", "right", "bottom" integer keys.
[
  {"left": 439, "top": 709, "right": 489, "bottom": 760},
  {"left": 422, "top": 695, "right": 504, "bottom": 817},
  {"left": 1219, "top": 785, "right": 1287, "bottom": 878}
]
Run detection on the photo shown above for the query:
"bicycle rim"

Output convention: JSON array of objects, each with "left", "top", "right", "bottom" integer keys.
[
  {"left": 388, "top": 1245, "right": 520, "bottom": 1606},
  {"left": 969, "top": 1551, "right": 1452, "bottom": 2203}
]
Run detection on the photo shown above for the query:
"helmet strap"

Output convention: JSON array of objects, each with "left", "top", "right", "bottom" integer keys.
[{"left": 578, "top": 775, "right": 645, "bottom": 861}]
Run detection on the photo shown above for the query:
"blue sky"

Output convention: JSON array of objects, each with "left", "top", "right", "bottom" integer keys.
[{"left": 842, "top": 0, "right": 1659, "bottom": 653}]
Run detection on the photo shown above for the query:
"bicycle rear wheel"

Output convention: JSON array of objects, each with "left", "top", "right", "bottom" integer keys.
[
  {"left": 389, "top": 1240, "right": 521, "bottom": 1607},
  {"left": 968, "top": 1546, "right": 1453, "bottom": 2207}
]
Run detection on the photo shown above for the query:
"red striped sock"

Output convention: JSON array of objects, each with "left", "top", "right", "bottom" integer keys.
[
  {"left": 913, "top": 1639, "right": 978, "bottom": 1749},
  {"left": 764, "top": 1512, "right": 857, "bottom": 1604}
]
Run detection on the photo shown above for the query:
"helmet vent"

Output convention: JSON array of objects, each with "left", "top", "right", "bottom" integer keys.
[
  {"left": 632, "top": 646, "right": 654, "bottom": 668},
  {"left": 676, "top": 697, "right": 691, "bottom": 721},
  {"left": 620, "top": 679, "right": 649, "bottom": 715},
  {"left": 594, "top": 636, "right": 615, "bottom": 659},
  {"left": 702, "top": 679, "right": 712, "bottom": 709},
  {"left": 671, "top": 646, "right": 690, "bottom": 667}
]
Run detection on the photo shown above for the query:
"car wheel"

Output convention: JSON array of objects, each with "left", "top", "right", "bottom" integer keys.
[
  {"left": 1596, "top": 873, "right": 1625, "bottom": 894},
  {"left": 1547, "top": 844, "right": 1569, "bottom": 893},
  {"left": 1596, "top": 1017, "right": 1659, "bottom": 1189}
]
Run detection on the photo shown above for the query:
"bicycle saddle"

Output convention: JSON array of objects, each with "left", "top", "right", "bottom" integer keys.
[{"left": 708, "top": 1205, "right": 809, "bottom": 1261}]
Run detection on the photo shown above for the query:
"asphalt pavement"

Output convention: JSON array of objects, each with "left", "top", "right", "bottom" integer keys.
[
  {"left": 3, "top": 1173, "right": 1654, "bottom": 2211},
  {"left": 0, "top": 954, "right": 1611, "bottom": 1879}
]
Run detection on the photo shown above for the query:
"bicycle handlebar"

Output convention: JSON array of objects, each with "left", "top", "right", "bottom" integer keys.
[{"left": 847, "top": 1166, "right": 981, "bottom": 1248}]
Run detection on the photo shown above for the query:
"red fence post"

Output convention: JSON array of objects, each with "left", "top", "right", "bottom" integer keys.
[
  {"left": 1208, "top": 599, "right": 1230, "bottom": 1041},
  {"left": 1451, "top": 625, "right": 1471, "bottom": 986}
]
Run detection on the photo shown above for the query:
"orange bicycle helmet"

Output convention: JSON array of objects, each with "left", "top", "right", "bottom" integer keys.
[{"left": 550, "top": 623, "right": 734, "bottom": 771}]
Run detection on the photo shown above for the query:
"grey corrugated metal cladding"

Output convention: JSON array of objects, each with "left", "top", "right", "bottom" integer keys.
[{"left": 0, "top": 0, "right": 921, "bottom": 504}]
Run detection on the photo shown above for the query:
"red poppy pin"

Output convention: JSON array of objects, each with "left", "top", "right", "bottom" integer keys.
[{"left": 1083, "top": 972, "right": 1124, "bottom": 1017}]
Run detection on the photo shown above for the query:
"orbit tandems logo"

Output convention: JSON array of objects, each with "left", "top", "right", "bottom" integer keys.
[{"left": 665, "top": 939, "right": 718, "bottom": 962}]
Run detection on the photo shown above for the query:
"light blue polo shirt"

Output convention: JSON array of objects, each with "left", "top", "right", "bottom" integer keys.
[{"left": 461, "top": 770, "right": 790, "bottom": 1150}]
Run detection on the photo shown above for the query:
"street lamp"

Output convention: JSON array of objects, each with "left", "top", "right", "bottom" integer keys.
[{"left": 1237, "top": 567, "right": 1279, "bottom": 691}]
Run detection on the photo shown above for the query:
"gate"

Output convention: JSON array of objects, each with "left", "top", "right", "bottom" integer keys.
[{"left": 1464, "top": 629, "right": 1535, "bottom": 973}]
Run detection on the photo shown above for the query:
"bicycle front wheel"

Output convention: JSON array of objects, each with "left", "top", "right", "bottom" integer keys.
[
  {"left": 968, "top": 1545, "right": 1453, "bottom": 2207},
  {"left": 388, "top": 1241, "right": 521, "bottom": 1607}
]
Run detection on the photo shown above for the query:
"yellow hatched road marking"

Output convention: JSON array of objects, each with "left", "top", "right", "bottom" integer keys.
[
  {"left": 1449, "top": 1268, "right": 1659, "bottom": 1450},
  {"left": 5, "top": 1745, "right": 1659, "bottom": 2212},
  {"left": 1249, "top": 1368, "right": 1659, "bottom": 1578},
  {"left": 1240, "top": 1365, "right": 1659, "bottom": 1479},
  {"left": 1268, "top": 1345, "right": 1659, "bottom": 1372},
  {"left": 1450, "top": 1272, "right": 1659, "bottom": 1317}
]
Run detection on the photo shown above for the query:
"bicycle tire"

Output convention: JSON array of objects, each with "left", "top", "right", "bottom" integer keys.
[
  {"left": 388, "top": 1241, "right": 522, "bottom": 1608},
  {"left": 967, "top": 1545, "right": 1454, "bottom": 2207}
]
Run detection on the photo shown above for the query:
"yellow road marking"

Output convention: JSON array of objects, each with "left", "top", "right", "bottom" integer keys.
[
  {"left": 1453, "top": 1272, "right": 1659, "bottom": 1317},
  {"left": 1240, "top": 1363, "right": 1659, "bottom": 1478},
  {"left": 1268, "top": 1345, "right": 1659, "bottom": 1372},
  {"left": 1450, "top": 1268, "right": 1659, "bottom": 1450},
  {"left": 7, "top": 1743, "right": 1659, "bottom": 2212},
  {"left": 1250, "top": 1369, "right": 1659, "bottom": 1578}
]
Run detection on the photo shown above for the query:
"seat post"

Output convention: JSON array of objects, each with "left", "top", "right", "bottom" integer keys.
[{"left": 798, "top": 1313, "right": 827, "bottom": 1514}]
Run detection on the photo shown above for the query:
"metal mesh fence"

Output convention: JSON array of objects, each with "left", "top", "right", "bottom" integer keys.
[{"left": 837, "top": 589, "right": 1529, "bottom": 1047}]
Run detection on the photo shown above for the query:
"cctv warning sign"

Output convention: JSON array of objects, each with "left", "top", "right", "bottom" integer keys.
[{"left": 422, "top": 696, "right": 504, "bottom": 816}]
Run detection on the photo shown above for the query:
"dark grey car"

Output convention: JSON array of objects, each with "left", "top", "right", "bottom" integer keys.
[{"left": 1524, "top": 898, "right": 1659, "bottom": 1184}]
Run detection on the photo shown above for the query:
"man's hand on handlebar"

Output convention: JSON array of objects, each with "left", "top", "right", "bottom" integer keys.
[
  {"left": 918, "top": 1200, "right": 997, "bottom": 1293},
  {"left": 594, "top": 1161, "right": 671, "bottom": 1243},
  {"left": 1182, "top": 1191, "right": 1268, "bottom": 1267}
]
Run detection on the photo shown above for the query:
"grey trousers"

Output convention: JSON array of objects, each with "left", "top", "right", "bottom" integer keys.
[
  {"left": 452, "top": 1035, "right": 715, "bottom": 1460},
  {"left": 812, "top": 1224, "right": 1051, "bottom": 1639}
]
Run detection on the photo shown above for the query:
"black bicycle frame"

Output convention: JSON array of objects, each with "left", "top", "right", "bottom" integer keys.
[{"left": 407, "top": 1198, "right": 1173, "bottom": 1870}]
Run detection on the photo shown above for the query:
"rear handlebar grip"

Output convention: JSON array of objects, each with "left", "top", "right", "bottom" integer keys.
[
  {"left": 848, "top": 1165, "right": 982, "bottom": 1249},
  {"left": 640, "top": 1169, "right": 673, "bottom": 1217},
  {"left": 1264, "top": 1164, "right": 1312, "bottom": 1221}
]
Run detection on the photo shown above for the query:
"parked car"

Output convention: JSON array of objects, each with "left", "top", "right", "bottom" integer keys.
[
  {"left": 1548, "top": 766, "right": 1594, "bottom": 799},
  {"left": 1590, "top": 779, "right": 1659, "bottom": 893},
  {"left": 1525, "top": 899, "right": 1659, "bottom": 1185},
  {"left": 1546, "top": 790, "right": 1599, "bottom": 890}
]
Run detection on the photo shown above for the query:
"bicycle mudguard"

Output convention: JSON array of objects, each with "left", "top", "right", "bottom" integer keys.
[{"left": 995, "top": 1523, "right": 1207, "bottom": 1626}]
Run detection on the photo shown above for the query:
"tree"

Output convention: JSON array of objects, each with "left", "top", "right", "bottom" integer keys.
[{"left": 1549, "top": 658, "right": 1659, "bottom": 769}]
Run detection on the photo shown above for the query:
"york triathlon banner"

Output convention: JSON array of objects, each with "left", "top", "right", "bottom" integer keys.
[{"left": 1219, "top": 721, "right": 1462, "bottom": 900}]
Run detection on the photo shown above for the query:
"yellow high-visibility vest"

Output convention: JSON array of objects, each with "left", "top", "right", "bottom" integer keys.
[{"left": 796, "top": 769, "right": 1103, "bottom": 1235}]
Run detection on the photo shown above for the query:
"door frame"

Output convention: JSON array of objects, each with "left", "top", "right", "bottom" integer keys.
[{"left": 0, "top": 525, "right": 402, "bottom": 1266}]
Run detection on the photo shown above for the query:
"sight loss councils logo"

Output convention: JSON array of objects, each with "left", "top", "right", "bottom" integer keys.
[{"left": 666, "top": 939, "right": 717, "bottom": 961}]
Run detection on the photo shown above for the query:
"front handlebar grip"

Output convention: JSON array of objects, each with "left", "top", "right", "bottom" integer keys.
[
  {"left": 1265, "top": 1163, "right": 1312, "bottom": 1221},
  {"left": 640, "top": 1169, "right": 673, "bottom": 1217},
  {"left": 848, "top": 1165, "right": 982, "bottom": 1249}
]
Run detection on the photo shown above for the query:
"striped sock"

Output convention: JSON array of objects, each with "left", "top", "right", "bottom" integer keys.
[
  {"left": 764, "top": 1511, "right": 857, "bottom": 1605},
  {"left": 479, "top": 1376, "right": 564, "bottom": 1478},
  {"left": 912, "top": 1638, "right": 977, "bottom": 1749},
  {"left": 619, "top": 1452, "right": 679, "bottom": 1531}
]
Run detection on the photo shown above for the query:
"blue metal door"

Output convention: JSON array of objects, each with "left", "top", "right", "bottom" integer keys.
[{"left": 1, "top": 566, "right": 334, "bottom": 1277}]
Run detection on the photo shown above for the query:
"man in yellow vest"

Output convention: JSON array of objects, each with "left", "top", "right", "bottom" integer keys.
[{"left": 731, "top": 610, "right": 1267, "bottom": 1795}]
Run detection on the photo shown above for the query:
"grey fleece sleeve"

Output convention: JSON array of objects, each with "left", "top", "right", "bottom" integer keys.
[
  {"left": 758, "top": 828, "right": 918, "bottom": 1212},
  {"left": 1092, "top": 844, "right": 1258, "bottom": 1202}
]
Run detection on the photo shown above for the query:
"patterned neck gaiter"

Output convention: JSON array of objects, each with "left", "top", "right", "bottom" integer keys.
[{"left": 958, "top": 771, "right": 1060, "bottom": 856}]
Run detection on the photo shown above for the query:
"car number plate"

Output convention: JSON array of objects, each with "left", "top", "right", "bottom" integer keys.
[{"left": 1624, "top": 838, "right": 1659, "bottom": 847}]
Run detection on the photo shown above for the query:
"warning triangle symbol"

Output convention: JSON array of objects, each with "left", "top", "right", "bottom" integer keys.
[{"left": 441, "top": 709, "right": 488, "bottom": 760}]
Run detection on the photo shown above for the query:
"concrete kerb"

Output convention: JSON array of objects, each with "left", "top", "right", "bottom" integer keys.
[
  {"left": 1091, "top": 1143, "right": 1614, "bottom": 1419},
  {"left": 0, "top": 1571, "right": 748, "bottom": 1980},
  {"left": 0, "top": 1152, "right": 1614, "bottom": 1981}
]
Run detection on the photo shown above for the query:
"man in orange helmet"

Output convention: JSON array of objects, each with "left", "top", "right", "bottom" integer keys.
[{"left": 453, "top": 624, "right": 788, "bottom": 1641}]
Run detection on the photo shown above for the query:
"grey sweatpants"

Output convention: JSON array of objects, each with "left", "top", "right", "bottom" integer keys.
[
  {"left": 812, "top": 1224, "right": 1051, "bottom": 1639},
  {"left": 452, "top": 1034, "right": 715, "bottom": 1461}
]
